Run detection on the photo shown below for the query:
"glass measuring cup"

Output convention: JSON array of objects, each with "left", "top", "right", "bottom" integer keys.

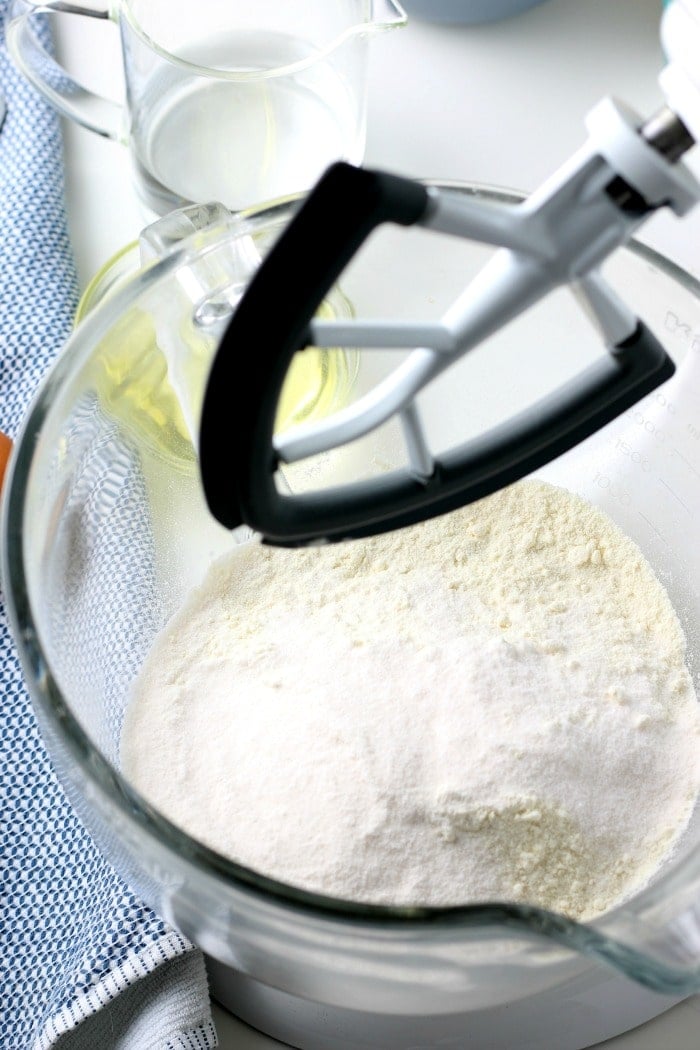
[
  {"left": 4, "top": 186, "right": 700, "bottom": 1050},
  {"left": 5, "top": 0, "right": 406, "bottom": 215}
]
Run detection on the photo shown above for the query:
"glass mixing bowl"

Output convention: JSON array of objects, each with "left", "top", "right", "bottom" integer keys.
[{"left": 4, "top": 186, "right": 700, "bottom": 1050}]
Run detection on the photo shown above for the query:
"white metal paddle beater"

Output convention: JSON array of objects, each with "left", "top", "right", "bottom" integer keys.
[{"left": 199, "top": 0, "right": 700, "bottom": 546}]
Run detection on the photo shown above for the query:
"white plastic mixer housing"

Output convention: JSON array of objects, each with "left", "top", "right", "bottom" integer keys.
[{"left": 199, "top": 0, "right": 700, "bottom": 547}]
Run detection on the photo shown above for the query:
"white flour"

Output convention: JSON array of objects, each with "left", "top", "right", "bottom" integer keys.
[{"left": 122, "top": 479, "right": 700, "bottom": 920}]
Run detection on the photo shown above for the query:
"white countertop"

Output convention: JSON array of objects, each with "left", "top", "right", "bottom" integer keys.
[{"left": 55, "top": 0, "right": 699, "bottom": 1045}]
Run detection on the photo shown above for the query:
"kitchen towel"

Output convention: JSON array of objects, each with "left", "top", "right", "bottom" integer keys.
[{"left": 0, "top": 6, "right": 217, "bottom": 1048}]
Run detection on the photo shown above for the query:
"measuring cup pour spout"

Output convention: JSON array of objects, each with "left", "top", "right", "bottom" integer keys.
[
  {"left": 6, "top": 0, "right": 408, "bottom": 216},
  {"left": 364, "top": 0, "right": 409, "bottom": 33}
]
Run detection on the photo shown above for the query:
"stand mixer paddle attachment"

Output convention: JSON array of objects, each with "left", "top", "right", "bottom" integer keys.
[{"left": 199, "top": 0, "right": 700, "bottom": 546}]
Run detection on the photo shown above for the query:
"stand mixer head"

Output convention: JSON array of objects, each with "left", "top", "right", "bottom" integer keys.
[{"left": 199, "top": 0, "right": 700, "bottom": 546}]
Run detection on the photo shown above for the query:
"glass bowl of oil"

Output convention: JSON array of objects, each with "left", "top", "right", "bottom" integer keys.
[{"left": 73, "top": 202, "right": 359, "bottom": 468}]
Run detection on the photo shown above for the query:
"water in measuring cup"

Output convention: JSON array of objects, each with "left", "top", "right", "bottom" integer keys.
[{"left": 132, "top": 30, "right": 363, "bottom": 215}]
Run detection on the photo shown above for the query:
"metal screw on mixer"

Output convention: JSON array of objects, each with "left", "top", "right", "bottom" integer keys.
[
  {"left": 606, "top": 108, "right": 695, "bottom": 213},
  {"left": 641, "top": 106, "right": 695, "bottom": 162}
]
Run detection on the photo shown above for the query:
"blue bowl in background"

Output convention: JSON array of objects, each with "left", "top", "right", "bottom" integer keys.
[{"left": 401, "top": 0, "right": 549, "bottom": 24}]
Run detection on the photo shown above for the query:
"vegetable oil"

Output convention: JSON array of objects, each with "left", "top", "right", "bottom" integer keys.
[{"left": 78, "top": 255, "right": 357, "bottom": 468}]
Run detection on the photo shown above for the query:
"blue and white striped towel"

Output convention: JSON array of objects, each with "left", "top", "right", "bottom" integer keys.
[{"left": 0, "top": 6, "right": 217, "bottom": 1048}]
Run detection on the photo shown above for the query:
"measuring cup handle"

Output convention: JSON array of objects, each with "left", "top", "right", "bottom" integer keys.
[{"left": 5, "top": 0, "right": 123, "bottom": 141}]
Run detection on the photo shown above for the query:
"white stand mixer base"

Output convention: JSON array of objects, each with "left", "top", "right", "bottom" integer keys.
[{"left": 205, "top": 955, "right": 684, "bottom": 1050}]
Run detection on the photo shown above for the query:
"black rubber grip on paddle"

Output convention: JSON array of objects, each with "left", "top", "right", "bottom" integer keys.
[{"left": 198, "top": 162, "right": 430, "bottom": 533}]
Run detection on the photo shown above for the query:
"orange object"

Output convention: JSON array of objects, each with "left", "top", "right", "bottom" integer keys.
[{"left": 0, "top": 430, "right": 13, "bottom": 494}]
